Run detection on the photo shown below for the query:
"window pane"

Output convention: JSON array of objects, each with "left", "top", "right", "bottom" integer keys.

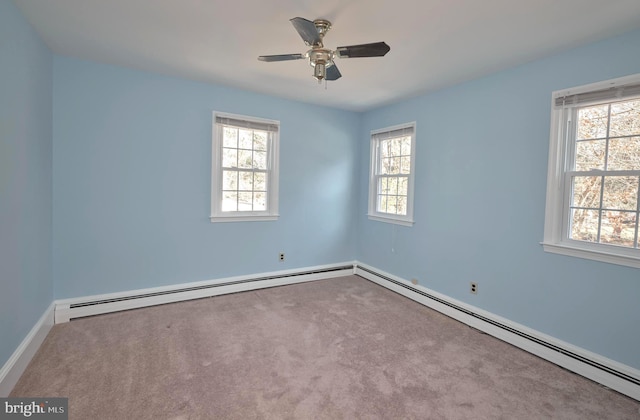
[
  {"left": 389, "top": 157, "right": 401, "bottom": 174},
  {"left": 608, "top": 137, "right": 640, "bottom": 170},
  {"left": 254, "top": 192, "right": 266, "bottom": 211},
  {"left": 253, "top": 131, "right": 268, "bottom": 150},
  {"left": 222, "top": 192, "right": 237, "bottom": 212},
  {"left": 397, "top": 196, "right": 407, "bottom": 216},
  {"left": 238, "top": 150, "right": 253, "bottom": 168},
  {"left": 600, "top": 211, "right": 636, "bottom": 247},
  {"left": 400, "top": 157, "right": 411, "bottom": 174},
  {"left": 386, "top": 196, "right": 398, "bottom": 214},
  {"left": 238, "top": 171, "right": 253, "bottom": 191},
  {"left": 398, "top": 177, "right": 408, "bottom": 195},
  {"left": 239, "top": 129, "right": 253, "bottom": 149},
  {"left": 576, "top": 104, "right": 608, "bottom": 140},
  {"left": 379, "top": 177, "right": 388, "bottom": 194},
  {"left": 223, "top": 127, "right": 238, "bottom": 148},
  {"left": 222, "top": 170, "right": 237, "bottom": 191},
  {"left": 571, "top": 176, "right": 602, "bottom": 208},
  {"left": 602, "top": 176, "right": 638, "bottom": 211},
  {"left": 254, "top": 172, "right": 266, "bottom": 191},
  {"left": 570, "top": 208, "right": 599, "bottom": 242},
  {"left": 238, "top": 192, "right": 253, "bottom": 211},
  {"left": 388, "top": 177, "right": 398, "bottom": 195},
  {"left": 380, "top": 140, "right": 392, "bottom": 158},
  {"left": 380, "top": 158, "right": 391, "bottom": 175},
  {"left": 391, "top": 139, "right": 402, "bottom": 156},
  {"left": 377, "top": 195, "right": 388, "bottom": 213},
  {"left": 609, "top": 99, "right": 640, "bottom": 137},
  {"left": 254, "top": 151, "right": 267, "bottom": 170},
  {"left": 222, "top": 148, "right": 237, "bottom": 168},
  {"left": 575, "top": 140, "right": 605, "bottom": 171},
  {"left": 400, "top": 137, "right": 411, "bottom": 156}
]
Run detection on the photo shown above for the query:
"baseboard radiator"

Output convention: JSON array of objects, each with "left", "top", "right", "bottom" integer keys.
[
  {"left": 55, "top": 263, "right": 354, "bottom": 323},
  {"left": 354, "top": 263, "right": 640, "bottom": 401}
]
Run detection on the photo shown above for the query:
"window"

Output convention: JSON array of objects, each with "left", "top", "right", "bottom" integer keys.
[
  {"left": 368, "top": 122, "right": 416, "bottom": 226},
  {"left": 211, "top": 112, "right": 279, "bottom": 222},
  {"left": 543, "top": 74, "right": 640, "bottom": 267}
]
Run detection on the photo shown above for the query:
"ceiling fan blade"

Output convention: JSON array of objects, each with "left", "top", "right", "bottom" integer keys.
[
  {"left": 290, "top": 17, "right": 321, "bottom": 46},
  {"left": 336, "top": 42, "right": 390, "bottom": 58},
  {"left": 326, "top": 64, "right": 342, "bottom": 81},
  {"left": 258, "top": 53, "right": 305, "bottom": 62}
]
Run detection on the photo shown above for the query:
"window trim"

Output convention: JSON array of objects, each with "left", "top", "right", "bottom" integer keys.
[
  {"left": 367, "top": 122, "right": 417, "bottom": 227},
  {"left": 210, "top": 111, "right": 280, "bottom": 223},
  {"left": 542, "top": 74, "right": 640, "bottom": 268}
]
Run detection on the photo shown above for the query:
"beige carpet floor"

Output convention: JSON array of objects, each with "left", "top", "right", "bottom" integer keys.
[{"left": 11, "top": 275, "right": 640, "bottom": 419}]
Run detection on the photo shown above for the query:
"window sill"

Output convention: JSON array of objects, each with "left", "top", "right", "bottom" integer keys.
[
  {"left": 367, "top": 213, "right": 414, "bottom": 227},
  {"left": 210, "top": 214, "right": 279, "bottom": 223},
  {"left": 541, "top": 241, "right": 640, "bottom": 269}
]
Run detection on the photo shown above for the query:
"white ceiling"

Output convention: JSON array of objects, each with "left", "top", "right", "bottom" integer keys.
[{"left": 13, "top": 0, "right": 640, "bottom": 111}]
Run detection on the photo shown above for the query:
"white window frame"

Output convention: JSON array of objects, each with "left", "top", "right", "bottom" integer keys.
[
  {"left": 210, "top": 112, "right": 279, "bottom": 223},
  {"left": 542, "top": 74, "right": 640, "bottom": 268},
  {"left": 368, "top": 122, "right": 416, "bottom": 226}
]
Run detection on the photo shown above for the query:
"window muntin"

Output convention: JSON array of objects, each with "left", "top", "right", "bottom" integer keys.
[
  {"left": 543, "top": 74, "right": 640, "bottom": 267},
  {"left": 211, "top": 113, "right": 279, "bottom": 222},
  {"left": 368, "top": 123, "right": 416, "bottom": 226}
]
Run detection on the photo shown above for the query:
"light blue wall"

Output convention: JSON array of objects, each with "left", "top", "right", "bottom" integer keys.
[
  {"left": 357, "top": 29, "right": 640, "bottom": 369},
  {"left": 0, "top": 1, "right": 53, "bottom": 366},
  {"left": 52, "top": 57, "right": 359, "bottom": 298}
]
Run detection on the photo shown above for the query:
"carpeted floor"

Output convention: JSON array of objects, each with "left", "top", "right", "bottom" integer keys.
[{"left": 11, "top": 275, "right": 640, "bottom": 419}]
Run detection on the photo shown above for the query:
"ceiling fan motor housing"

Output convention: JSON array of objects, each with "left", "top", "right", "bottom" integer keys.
[
  {"left": 307, "top": 49, "right": 333, "bottom": 67},
  {"left": 307, "top": 48, "right": 335, "bottom": 81}
]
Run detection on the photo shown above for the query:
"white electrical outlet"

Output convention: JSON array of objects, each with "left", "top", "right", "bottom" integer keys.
[
  {"left": 470, "top": 282, "right": 478, "bottom": 294},
  {"left": 279, "top": 252, "right": 285, "bottom": 262}
]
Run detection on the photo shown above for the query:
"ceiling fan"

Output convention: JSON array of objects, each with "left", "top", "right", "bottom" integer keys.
[{"left": 258, "top": 17, "right": 390, "bottom": 83}]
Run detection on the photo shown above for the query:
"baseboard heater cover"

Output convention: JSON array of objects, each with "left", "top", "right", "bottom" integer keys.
[
  {"left": 55, "top": 263, "right": 354, "bottom": 323},
  {"left": 354, "top": 263, "right": 640, "bottom": 401}
]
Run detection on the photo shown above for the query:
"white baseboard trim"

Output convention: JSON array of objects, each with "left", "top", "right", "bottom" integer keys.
[
  {"left": 354, "top": 261, "right": 640, "bottom": 401},
  {"left": 55, "top": 262, "right": 356, "bottom": 323},
  {"left": 0, "top": 303, "right": 55, "bottom": 397}
]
